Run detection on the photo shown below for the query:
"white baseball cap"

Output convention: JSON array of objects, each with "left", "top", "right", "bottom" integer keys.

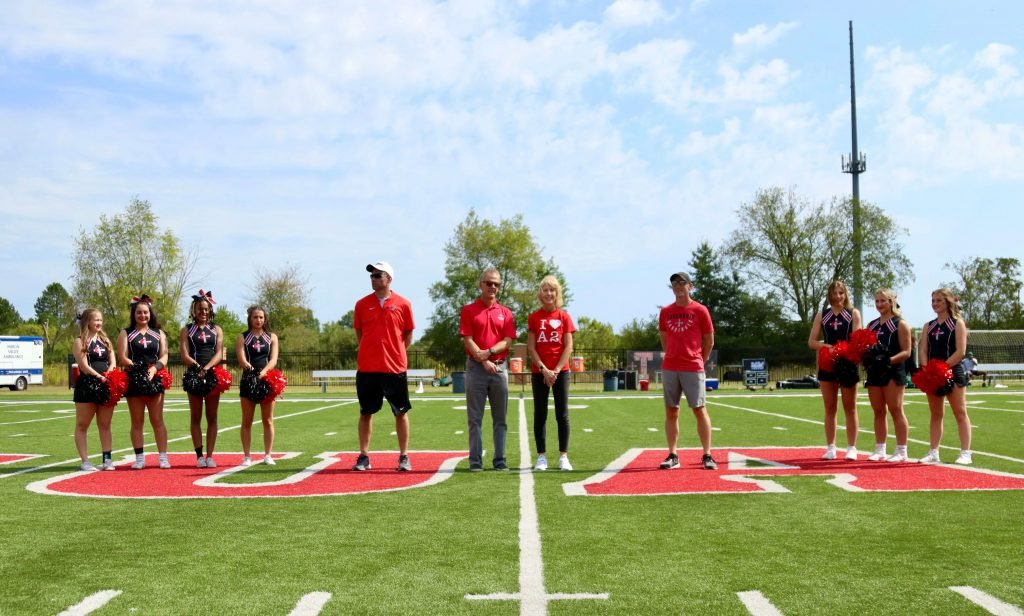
[{"left": 366, "top": 261, "right": 395, "bottom": 279}]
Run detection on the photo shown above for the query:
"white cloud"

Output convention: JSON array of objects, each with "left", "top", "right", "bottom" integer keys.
[
  {"left": 603, "top": 0, "right": 668, "bottom": 29},
  {"left": 732, "top": 22, "right": 799, "bottom": 52}
]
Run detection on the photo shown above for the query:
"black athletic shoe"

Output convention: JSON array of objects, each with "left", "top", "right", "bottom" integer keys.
[
  {"left": 659, "top": 453, "right": 679, "bottom": 469},
  {"left": 397, "top": 455, "right": 411, "bottom": 472},
  {"left": 702, "top": 453, "right": 718, "bottom": 470},
  {"left": 469, "top": 462, "right": 484, "bottom": 472},
  {"left": 352, "top": 454, "right": 371, "bottom": 471},
  {"left": 493, "top": 461, "right": 509, "bottom": 471}
]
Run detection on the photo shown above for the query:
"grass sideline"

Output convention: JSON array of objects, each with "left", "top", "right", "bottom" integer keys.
[{"left": 1, "top": 387, "right": 1022, "bottom": 614}]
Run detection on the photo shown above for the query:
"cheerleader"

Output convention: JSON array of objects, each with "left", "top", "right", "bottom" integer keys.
[
  {"left": 526, "top": 276, "right": 576, "bottom": 471},
  {"left": 72, "top": 309, "right": 116, "bottom": 471},
  {"left": 864, "top": 289, "right": 912, "bottom": 462},
  {"left": 235, "top": 306, "right": 280, "bottom": 466},
  {"left": 179, "top": 290, "right": 225, "bottom": 468},
  {"left": 919, "top": 288, "right": 972, "bottom": 465},
  {"left": 807, "top": 280, "right": 862, "bottom": 460},
  {"left": 116, "top": 295, "right": 170, "bottom": 469}
]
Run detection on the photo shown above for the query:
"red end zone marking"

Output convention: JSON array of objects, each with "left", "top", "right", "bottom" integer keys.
[
  {"left": 563, "top": 447, "right": 1024, "bottom": 496},
  {"left": 0, "top": 453, "right": 46, "bottom": 465},
  {"left": 26, "top": 451, "right": 468, "bottom": 499}
]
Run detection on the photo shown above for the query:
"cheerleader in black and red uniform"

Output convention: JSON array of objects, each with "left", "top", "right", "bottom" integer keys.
[
  {"left": 179, "top": 290, "right": 225, "bottom": 468},
  {"left": 864, "top": 289, "right": 912, "bottom": 462},
  {"left": 116, "top": 295, "right": 170, "bottom": 469},
  {"left": 72, "top": 308, "right": 116, "bottom": 471},
  {"left": 235, "top": 306, "right": 280, "bottom": 466},
  {"left": 918, "top": 288, "right": 972, "bottom": 465},
  {"left": 807, "top": 280, "right": 862, "bottom": 460}
]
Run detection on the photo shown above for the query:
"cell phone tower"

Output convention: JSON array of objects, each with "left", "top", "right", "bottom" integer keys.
[{"left": 842, "top": 20, "right": 867, "bottom": 314}]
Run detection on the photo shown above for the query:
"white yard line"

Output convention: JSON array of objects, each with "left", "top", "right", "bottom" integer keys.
[
  {"left": 465, "top": 397, "right": 608, "bottom": 614},
  {"left": 56, "top": 590, "right": 122, "bottom": 616},
  {"left": 287, "top": 592, "right": 333, "bottom": 616},
  {"left": 0, "top": 401, "right": 356, "bottom": 480},
  {"left": 949, "top": 586, "right": 1024, "bottom": 615},
  {"left": 737, "top": 590, "right": 786, "bottom": 616},
  {"left": 708, "top": 400, "right": 1024, "bottom": 465}
]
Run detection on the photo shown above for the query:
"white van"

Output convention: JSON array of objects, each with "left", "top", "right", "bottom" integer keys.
[{"left": 0, "top": 336, "right": 44, "bottom": 391}]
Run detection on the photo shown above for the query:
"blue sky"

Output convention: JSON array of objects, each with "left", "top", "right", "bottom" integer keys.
[{"left": 2, "top": 0, "right": 1022, "bottom": 337}]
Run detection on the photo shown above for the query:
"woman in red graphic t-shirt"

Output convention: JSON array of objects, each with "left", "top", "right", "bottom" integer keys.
[{"left": 527, "top": 276, "right": 576, "bottom": 472}]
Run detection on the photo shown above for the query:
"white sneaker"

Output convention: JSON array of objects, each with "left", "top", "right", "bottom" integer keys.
[
  {"left": 80, "top": 461, "right": 97, "bottom": 472},
  {"left": 158, "top": 454, "right": 171, "bottom": 469},
  {"left": 264, "top": 455, "right": 276, "bottom": 466},
  {"left": 205, "top": 457, "right": 216, "bottom": 468},
  {"left": 131, "top": 454, "right": 146, "bottom": 470},
  {"left": 197, "top": 457, "right": 208, "bottom": 468},
  {"left": 885, "top": 451, "right": 909, "bottom": 463},
  {"left": 867, "top": 447, "right": 887, "bottom": 462},
  {"left": 534, "top": 454, "right": 548, "bottom": 471},
  {"left": 821, "top": 446, "right": 837, "bottom": 460},
  {"left": 241, "top": 456, "right": 252, "bottom": 467},
  {"left": 955, "top": 451, "right": 973, "bottom": 465},
  {"left": 559, "top": 455, "right": 573, "bottom": 471},
  {"left": 100, "top": 459, "right": 116, "bottom": 471},
  {"left": 919, "top": 450, "right": 941, "bottom": 464},
  {"left": 845, "top": 446, "right": 858, "bottom": 461}
]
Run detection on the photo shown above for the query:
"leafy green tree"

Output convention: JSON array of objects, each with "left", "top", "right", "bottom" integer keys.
[
  {"left": 212, "top": 305, "right": 247, "bottom": 355},
  {"left": 723, "top": 187, "right": 913, "bottom": 325},
  {"left": 573, "top": 316, "right": 620, "bottom": 370},
  {"left": 319, "top": 319, "right": 359, "bottom": 357},
  {"left": 945, "top": 257, "right": 1024, "bottom": 328},
  {"left": 618, "top": 315, "right": 659, "bottom": 350},
  {"left": 0, "top": 297, "right": 22, "bottom": 331},
  {"left": 246, "top": 263, "right": 315, "bottom": 347},
  {"left": 420, "top": 210, "right": 567, "bottom": 366},
  {"left": 34, "top": 282, "right": 77, "bottom": 355},
  {"left": 71, "top": 197, "right": 198, "bottom": 327}
]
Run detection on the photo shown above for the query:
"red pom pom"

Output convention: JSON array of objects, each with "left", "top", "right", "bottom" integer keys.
[
  {"left": 912, "top": 359, "right": 953, "bottom": 394},
  {"left": 156, "top": 367, "right": 173, "bottom": 389},
  {"left": 830, "top": 341, "right": 850, "bottom": 364},
  {"left": 212, "top": 365, "right": 232, "bottom": 394},
  {"left": 104, "top": 368, "right": 129, "bottom": 405},
  {"left": 847, "top": 329, "right": 879, "bottom": 363},
  {"left": 817, "top": 346, "right": 835, "bottom": 371},
  {"left": 261, "top": 369, "right": 287, "bottom": 400}
]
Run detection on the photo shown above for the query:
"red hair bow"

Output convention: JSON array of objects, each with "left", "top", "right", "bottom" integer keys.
[
  {"left": 192, "top": 289, "right": 216, "bottom": 304},
  {"left": 131, "top": 294, "right": 153, "bottom": 305}
]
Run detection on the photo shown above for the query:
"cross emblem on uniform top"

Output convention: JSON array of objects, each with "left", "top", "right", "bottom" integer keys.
[
  {"left": 252, "top": 339, "right": 265, "bottom": 352},
  {"left": 932, "top": 328, "right": 944, "bottom": 340},
  {"left": 831, "top": 319, "right": 842, "bottom": 331},
  {"left": 139, "top": 336, "right": 151, "bottom": 349},
  {"left": 93, "top": 345, "right": 105, "bottom": 357},
  {"left": 198, "top": 330, "right": 211, "bottom": 343}
]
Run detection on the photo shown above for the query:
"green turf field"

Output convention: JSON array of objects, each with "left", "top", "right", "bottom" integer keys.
[{"left": 1, "top": 386, "right": 1022, "bottom": 615}]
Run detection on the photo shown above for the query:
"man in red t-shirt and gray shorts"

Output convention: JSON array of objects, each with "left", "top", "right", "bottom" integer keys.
[
  {"left": 658, "top": 272, "right": 717, "bottom": 470},
  {"left": 352, "top": 261, "right": 415, "bottom": 472}
]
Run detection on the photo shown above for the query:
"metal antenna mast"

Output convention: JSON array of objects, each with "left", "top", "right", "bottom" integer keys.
[{"left": 842, "top": 20, "right": 866, "bottom": 313}]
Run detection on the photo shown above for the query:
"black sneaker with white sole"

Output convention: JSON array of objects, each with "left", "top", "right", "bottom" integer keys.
[
  {"left": 352, "top": 454, "right": 371, "bottom": 471},
  {"left": 702, "top": 453, "right": 718, "bottom": 470},
  {"left": 659, "top": 453, "right": 679, "bottom": 469},
  {"left": 397, "top": 455, "right": 411, "bottom": 471}
]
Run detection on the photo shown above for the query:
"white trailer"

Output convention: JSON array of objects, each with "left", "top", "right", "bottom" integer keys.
[{"left": 0, "top": 336, "right": 44, "bottom": 391}]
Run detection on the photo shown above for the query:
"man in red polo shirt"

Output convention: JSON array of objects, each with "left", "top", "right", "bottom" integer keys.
[
  {"left": 459, "top": 267, "right": 517, "bottom": 471},
  {"left": 658, "top": 272, "right": 717, "bottom": 471},
  {"left": 352, "top": 261, "right": 415, "bottom": 472}
]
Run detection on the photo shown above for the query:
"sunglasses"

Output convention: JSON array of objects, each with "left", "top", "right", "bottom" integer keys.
[{"left": 482, "top": 281, "right": 501, "bottom": 288}]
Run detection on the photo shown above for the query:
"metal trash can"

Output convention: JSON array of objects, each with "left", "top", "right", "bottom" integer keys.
[
  {"left": 452, "top": 371, "right": 466, "bottom": 394},
  {"left": 603, "top": 372, "right": 618, "bottom": 392}
]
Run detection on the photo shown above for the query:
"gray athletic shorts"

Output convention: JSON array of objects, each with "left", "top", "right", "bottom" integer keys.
[{"left": 663, "top": 370, "right": 706, "bottom": 409}]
